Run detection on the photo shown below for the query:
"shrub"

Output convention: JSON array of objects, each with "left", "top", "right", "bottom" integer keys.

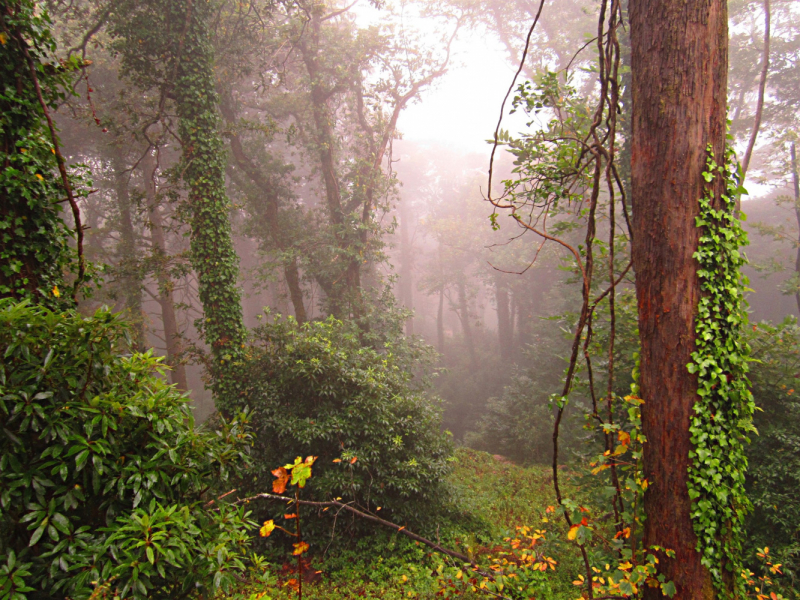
[
  {"left": 0, "top": 300, "right": 254, "bottom": 599},
  {"left": 237, "top": 316, "right": 453, "bottom": 527},
  {"left": 744, "top": 318, "right": 800, "bottom": 590}
]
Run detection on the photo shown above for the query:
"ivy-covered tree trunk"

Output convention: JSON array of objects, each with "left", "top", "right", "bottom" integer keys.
[
  {"left": 172, "top": 0, "right": 245, "bottom": 406},
  {"left": 0, "top": 0, "right": 75, "bottom": 306},
  {"left": 629, "top": 1, "right": 731, "bottom": 598}
]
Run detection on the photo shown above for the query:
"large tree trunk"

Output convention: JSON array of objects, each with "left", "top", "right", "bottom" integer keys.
[
  {"left": 143, "top": 153, "right": 188, "bottom": 391},
  {"left": 630, "top": 1, "right": 728, "bottom": 598}
]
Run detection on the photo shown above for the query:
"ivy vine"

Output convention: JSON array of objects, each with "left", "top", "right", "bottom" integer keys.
[
  {"left": 171, "top": 0, "right": 247, "bottom": 408},
  {"left": 687, "top": 144, "right": 755, "bottom": 596},
  {"left": 0, "top": 0, "right": 81, "bottom": 306}
]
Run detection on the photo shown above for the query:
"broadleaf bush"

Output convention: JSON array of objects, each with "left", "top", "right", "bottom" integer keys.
[
  {"left": 0, "top": 300, "right": 254, "bottom": 599},
  {"left": 237, "top": 315, "right": 453, "bottom": 528}
]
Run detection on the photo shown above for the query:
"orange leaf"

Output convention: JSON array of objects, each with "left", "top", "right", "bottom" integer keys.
[
  {"left": 618, "top": 431, "right": 631, "bottom": 446},
  {"left": 272, "top": 466, "right": 290, "bottom": 494},
  {"left": 332, "top": 458, "right": 341, "bottom": 463},
  {"left": 350, "top": 456, "right": 358, "bottom": 464},
  {"left": 284, "top": 513, "right": 298, "bottom": 519},
  {"left": 293, "top": 541, "right": 309, "bottom": 555}
]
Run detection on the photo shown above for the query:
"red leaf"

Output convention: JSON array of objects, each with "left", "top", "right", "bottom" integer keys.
[{"left": 272, "top": 466, "right": 290, "bottom": 494}]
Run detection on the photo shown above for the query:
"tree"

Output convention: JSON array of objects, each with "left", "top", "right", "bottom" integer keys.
[
  {"left": 630, "top": 1, "right": 751, "bottom": 598},
  {"left": 111, "top": 0, "right": 247, "bottom": 406}
]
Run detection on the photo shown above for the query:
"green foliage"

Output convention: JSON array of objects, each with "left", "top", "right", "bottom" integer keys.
[
  {"left": 0, "top": 0, "right": 82, "bottom": 305},
  {"left": 744, "top": 318, "right": 800, "bottom": 592},
  {"left": 687, "top": 146, "right": 755, "bottom": 595},
  {"left": 239, "top": 315, "right": 453, "bottom": 527},
  {"left": 0, "top": 300, "right": 254, "bottom": 599},
  {"left": 110, "top": 0, "right": 247, "bottom": 406}
]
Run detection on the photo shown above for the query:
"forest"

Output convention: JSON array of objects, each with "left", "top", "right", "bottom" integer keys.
[{"left": 1, "top": 0, "right": 799, "bottom": 599}]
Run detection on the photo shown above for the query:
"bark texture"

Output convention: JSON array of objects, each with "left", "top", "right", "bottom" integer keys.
[{"left": 629, "top": 1, "right": 728, "bottom": 598}]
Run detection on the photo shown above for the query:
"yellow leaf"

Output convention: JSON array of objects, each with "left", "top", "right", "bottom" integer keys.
[
  {"left": 567, "top": 525, "right": 579, "bottom": 541},
  {"left": 0, "top": 32, "right": 6, "bottom": 44},
  {"left": 259, "top": 520, "right": 275, "bottom": 537},
  {"left": 292, "top": 541, "right": 309, "bottom": 555},
  {"left": 619, "top": 561, "right": 633, "bottom": 570},
  {"left": 52, "top": 285, "right": 60, "bottom": 298},
  {"left": 35, "top": 174, "right": 44, "bottom": 181}
]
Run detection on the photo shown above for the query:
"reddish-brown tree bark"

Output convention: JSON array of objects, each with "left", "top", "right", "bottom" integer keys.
[{"left": 629, "top": 1, "right": 728, "bottom": 598}]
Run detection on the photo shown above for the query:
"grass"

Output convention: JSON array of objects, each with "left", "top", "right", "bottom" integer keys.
[{"left": 213, "top": 448, "right": 587, "bottom": 600}]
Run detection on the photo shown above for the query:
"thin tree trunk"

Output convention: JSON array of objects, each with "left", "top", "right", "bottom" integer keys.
[
  {"left": 740, "top": 0, "right": 770, "bottom": 186},
  {"left": 495, "top": 276, "right": 512, "bottom": 361},
  {"left": 630, "top": 0, "right": 728, "bottom": 597},
  {"left": 791, "top": 142, "right": 800, "bottom": 316},
  {"left": 219, "top": 92, "right": 307, "bottom": 324},
  {"left": 143, "top": 153, "right": 188, "bottom": 392},
  {"left": 457, "top": 279, "right": 477, "bottom": 368},
  {"left": 437, "top": 286, "right": 445, "bottom": 354},
  {"left": 399, "top": 197, "right": 414, "bottom": 335},
  {"left": 111, "top": 147, "right": 146, "bottom": 350}
]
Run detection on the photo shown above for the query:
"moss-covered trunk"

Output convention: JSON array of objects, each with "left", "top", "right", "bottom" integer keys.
[{"left": 172, "top": 0, "right": 245, "bottom": 408}]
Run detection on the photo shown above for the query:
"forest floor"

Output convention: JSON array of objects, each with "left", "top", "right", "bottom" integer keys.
[{"left": 215, "top": 448, "right": 585, "bottom": 600}]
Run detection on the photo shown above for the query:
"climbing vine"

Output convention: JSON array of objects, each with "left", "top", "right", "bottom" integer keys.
[
  {"left": 111, "top": 0, "right": 247, "bottom": 407},
  {"left": 171, "top": 0, "right": 246, "bottom": 407},
  {"left": 687, "top": 144, "right": 755, "bottom": 595},
  {"left": 0, "top": 0, "right": 88, "bottom": 306}
]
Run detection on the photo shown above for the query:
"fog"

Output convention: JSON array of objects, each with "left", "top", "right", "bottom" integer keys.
[{"left": 46, "top": 0, "right": 800, "bottom": 436}]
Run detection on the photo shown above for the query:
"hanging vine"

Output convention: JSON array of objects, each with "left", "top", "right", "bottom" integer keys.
[
  {"left": 687, "top": 145, "right": 754, "bottom": 595},
  {"left": 486, "top": 0, "right": 637, "bottom": 597}
]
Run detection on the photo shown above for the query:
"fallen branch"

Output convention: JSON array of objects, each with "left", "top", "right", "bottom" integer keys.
[
  {"left": 236, "top": 491, "right": 521, "bottom": 600},
  {"left": 238, "top": 492, "right": 473, "bottom": 565}
]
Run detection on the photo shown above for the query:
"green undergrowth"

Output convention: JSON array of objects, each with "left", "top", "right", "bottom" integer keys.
[{"left": 213, "top": 448, "right": 584, "bottom": 600}]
